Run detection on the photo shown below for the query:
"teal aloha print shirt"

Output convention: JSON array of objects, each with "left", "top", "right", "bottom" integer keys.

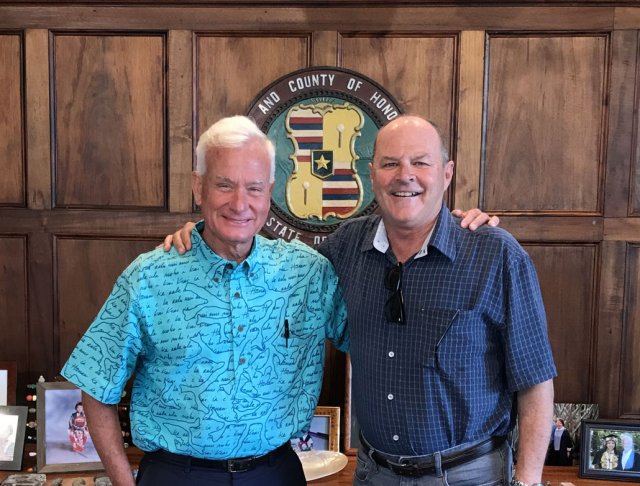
[{"left": 62, "top": 222, "right": 348, "bottom": 459}]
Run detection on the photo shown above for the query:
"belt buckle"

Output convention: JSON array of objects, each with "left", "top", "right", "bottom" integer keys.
[{"left": 227, "top": 458, "right": 252, "bottom": 473}]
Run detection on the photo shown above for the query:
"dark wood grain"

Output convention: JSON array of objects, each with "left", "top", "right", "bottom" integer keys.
[
  {"left": 53, "top": 33, "right": 166, "bottom": 208},
  {"left": 620, "top": 244, "right": 640, "bottom": 418},
  {"left": 0, "top": 238, "right": 28, "bottom": 376},
  {"left": 0, "top": 34, "right": 24, "bottom": 206},
  {"left": 485, "top": 34, "right": 607, "bottom": 213},
  {"left": 525, "top": 244, "right": 597, "bottom": 403},
  {"left": 604, "top": 30, "right": 636, "bottom": 217},
  {"left": 195, "top": 34, "right": 309, "bottom": 137}
]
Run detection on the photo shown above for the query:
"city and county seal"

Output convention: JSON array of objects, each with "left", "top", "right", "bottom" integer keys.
[{"left": 246, "top": 67, "right": 403, "bottom": 246}]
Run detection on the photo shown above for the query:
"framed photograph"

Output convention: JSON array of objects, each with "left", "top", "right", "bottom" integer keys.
[
  {"left": 36, "top": 381, "right": 103, "bottom": 473},
  {"left": 291, "top": 406, "right": 340, "bottom": 452},
  {"left": 579, "top": 419, "right": 640, "bottom": 481},
  {"left": 343, "top": 355, "right": 360, "bottom": 455},
  {"left": 0, "top": 361, "right": 17, "bottom": 406},
  {"left": 0, "top": 406, "right": 28, "bottom": 470}
]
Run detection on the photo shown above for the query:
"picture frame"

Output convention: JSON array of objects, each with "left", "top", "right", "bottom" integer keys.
[
  {"left": 0, "top": 361, "right": 17, "bottom": 406},
  {"left": 0, "top": 405, "right": 28, "bottom": 470},
  {"left": 343, "top": 355, "right": 360, "bottom": 455},
  {"left": 291, "top": 406, "right": 340, "bottom": 452},
  {"left": 579, "top": 419, "right": 640, "bottom": 481},
  {"left": 36, "top": 381, "right": 104, "bottom": 473}
]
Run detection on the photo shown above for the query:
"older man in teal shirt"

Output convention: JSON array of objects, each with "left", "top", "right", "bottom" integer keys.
[{"left": 62, "top": 116, "right": 348, "bottom": 486}]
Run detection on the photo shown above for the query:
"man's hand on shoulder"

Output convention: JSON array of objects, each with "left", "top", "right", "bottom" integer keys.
[
  {"left": 452, "top": 208, "right": 500, "bottom": 231},
  {"left": 162, "top": 221, "right": 196, "bottom": 254}
]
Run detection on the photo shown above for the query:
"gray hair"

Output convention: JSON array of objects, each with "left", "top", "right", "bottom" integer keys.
[{"left": 195, "top": 115, "right": 276, "bottom": 182}]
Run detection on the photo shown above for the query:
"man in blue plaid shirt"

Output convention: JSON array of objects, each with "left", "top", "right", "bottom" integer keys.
[{"left": 167, "top": 115, "right": 555, "bottom": 486}]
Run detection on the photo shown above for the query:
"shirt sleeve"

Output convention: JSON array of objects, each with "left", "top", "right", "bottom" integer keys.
[
  {"left": 320, "top": 259, "right": 349, "bottom": 353},
  {"left": 503, "top": 251, "right": 557, "bottom": 392},
  {"left": 61, "top": 263, "right": 144, "bottom": 404}
]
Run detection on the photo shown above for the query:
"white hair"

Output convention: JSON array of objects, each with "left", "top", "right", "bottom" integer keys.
[{"left": 195, "top": 115, "right": 276, "bottom": 182}]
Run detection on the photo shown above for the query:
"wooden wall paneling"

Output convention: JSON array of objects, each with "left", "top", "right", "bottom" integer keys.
[
  {"left": 195, "top": 34, "right": 310, "bottom": 137},
  {"left": 168, "top": 30, "right": 194, "bottom": 213},
  {"left": 0, "top": 237, "right": 28, "bottom": 373},
  {"left": 605, "top": 30, "right": 637, "bottom": 217},
  {"left": 340, "top": 34, "right": 457, "bottom": 132},
  {"left": 55, "top": 237, "right": 160, "bottom": 367},
  {"left": 455, "top": 30, "right": 485, "bottom": 211},
  {"left": 614, "top": 7, "right": 640, "bottom": 30},
  {"left": 498, "top": 215, "right": 602, "bottom": 243},
  {"left": 605, "top": 217, "right": 640, "bottom": 241},
  {"left": 620, "top": 244, "right": 640, "bottom": 418},
  {"left": 0, "top": 33, "right": 25, "bottom": 206},
  {"left": 632, "top": 31, "right": 640, "bottom": 216},
  {"left": 484, "top": 34, "right": 608, "bottom": 213},
  {"left": 52, "top": 33, "right": 166, "bottom": 209},
  {"left": 312, "top": 30, "right": 338, "bottom": 66},
  {"left": 594, "top": 241, "right": 626, "bottom": 418},
  {"left": 25, "top": 29, "right": 52, "bottom": 210},
  {"left": 27, "top": 232, "right": 54, "bottom": 383},
  {"left": 525, "top": 244, "right": 598, "bottom": 403},
  {"left": 0, "top": 6, "right": 615, "bottom": 32}
]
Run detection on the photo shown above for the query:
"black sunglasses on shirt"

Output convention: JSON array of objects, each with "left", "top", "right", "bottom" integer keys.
[{"left": 384, "top": 262, "right": 405, "bottom": 324}]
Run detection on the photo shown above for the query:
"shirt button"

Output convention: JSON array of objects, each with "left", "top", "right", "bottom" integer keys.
[
  {"left": 213, "top": 277, "right": 219, "bottom": 283},
  {"left": 393, "top": 435, "right": 399, "bottom": 441},
  {"left": 239, "top": 357, "right": 246, "bottom": 364},
  {"left": 238, "top": 325, "right": 244, "bottom": 331},
  {"left": 387, "top": 394, "right": 394, "bottom": 400},
  {"left": 225, "top": 263, "right": 233, "bottom": 270},
  {"left": 388, "top": 351, "right": 395, "bottom": 358},
  {"left": 234, "top": 292, "right": 240, "bottom": 298}
]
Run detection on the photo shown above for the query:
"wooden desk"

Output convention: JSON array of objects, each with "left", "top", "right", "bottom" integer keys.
[{"left": 3, "top": 455, "right": 638, "bottom": 486}]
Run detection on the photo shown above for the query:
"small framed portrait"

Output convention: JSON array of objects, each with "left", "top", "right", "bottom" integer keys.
[
  {"left": 36, "top": 381, "right": 103, "bottom": 473},
  {"left": 579, "top": 419, "right": 640, "bottom": 481},
  {"left": 0, "top": 361, "right": 17, "bottom": 406},
  {"left": 0, "top": 406, "right": 28, "bottom": 470},
  {"left": 291, "top": 406, "right": 340, "bottom": 452}
]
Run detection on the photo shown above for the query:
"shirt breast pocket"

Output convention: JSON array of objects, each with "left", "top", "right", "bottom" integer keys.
[
  {"left": 423, "top": 309, "right": 488, "bottom": 372},
  {"left": 431, "top": 309, "right": 493, "bottom": 377}
]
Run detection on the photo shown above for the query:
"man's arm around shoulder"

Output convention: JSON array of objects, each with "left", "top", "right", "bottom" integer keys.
[{"left": 82, "top": 392, "right": 135, "bottom": 486}]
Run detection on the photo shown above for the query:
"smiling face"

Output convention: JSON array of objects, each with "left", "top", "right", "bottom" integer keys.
[
  {"left": 192, "top": 138, "right": 273, "bottom": 262},
  {"left": 606, "top": 439, "right": 616, "bottom": 451},
  {"left": 370, "top": 117, "right": 453, "bottom": 237}
]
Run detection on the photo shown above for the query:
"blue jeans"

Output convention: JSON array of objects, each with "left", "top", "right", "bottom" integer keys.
[{"left": 353, "top": 441, "right": 512, "bottom": 486}]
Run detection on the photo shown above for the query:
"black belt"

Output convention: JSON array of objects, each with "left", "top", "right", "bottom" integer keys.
[
  {"left": 149, "top": 442, "right": 290, "bottom": 473},
  {"left": 361, "top": 434, "right": 507, "bottom": 477}
]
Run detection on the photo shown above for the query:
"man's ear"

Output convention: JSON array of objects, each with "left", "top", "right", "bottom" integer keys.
[
  {"left": 192, "top": 171, "right": 203, "bottom": 206},
  {"left": 444, "top": 160, "right": 454, "bottom": 190}
]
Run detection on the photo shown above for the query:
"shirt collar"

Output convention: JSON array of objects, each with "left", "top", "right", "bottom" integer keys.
[
  {"left": 368, "top": 203, "right": 458, "bottom": 262},
  {"left": 193, "top": 220, "right": 259, "bottom": 281},
  {"left": 372, "top": 219, "right": 434, "bottom": 259}
]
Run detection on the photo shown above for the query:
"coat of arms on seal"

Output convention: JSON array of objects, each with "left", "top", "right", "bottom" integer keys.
[{"left": 245, "top": 67, "right": 402, "bottom": 246}]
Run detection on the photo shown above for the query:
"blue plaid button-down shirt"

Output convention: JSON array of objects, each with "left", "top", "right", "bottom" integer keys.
[{"left": 319, "top": 205, "right": 556, "bottom": 455}]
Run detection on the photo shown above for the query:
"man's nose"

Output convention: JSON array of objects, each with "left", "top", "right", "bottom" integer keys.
[
  {"left": 396, "top": 161, "right": 415, "bottom": 181},
  {"left": 229, "top": 189, "right": 249, "bottom": 211}
]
